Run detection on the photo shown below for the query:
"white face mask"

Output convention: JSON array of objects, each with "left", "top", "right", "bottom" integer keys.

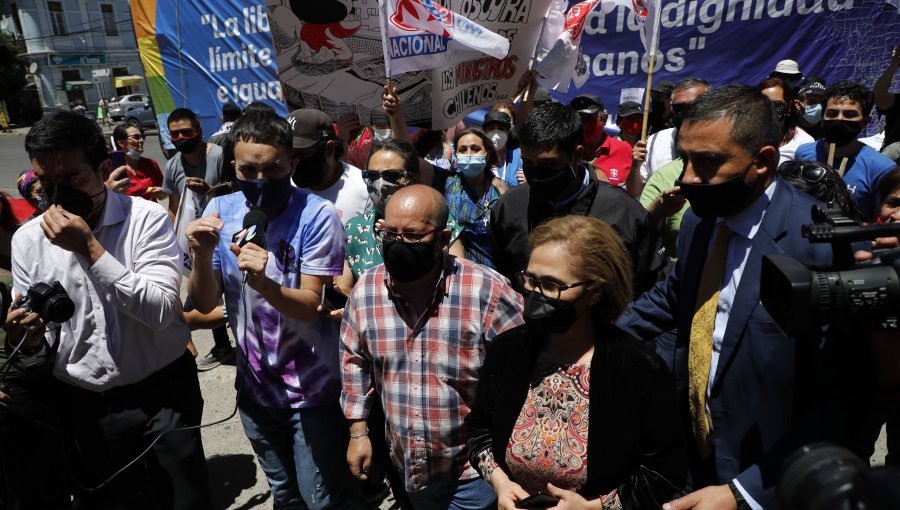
[
  {"left": 373, "top": 128, "right": 393, "bottom": 141},
  {"left": 486, "top": 130, "right": 508, "bottom": 151},
  {"left": 126, "top": 148, "right": 142, "bottom": 160}
]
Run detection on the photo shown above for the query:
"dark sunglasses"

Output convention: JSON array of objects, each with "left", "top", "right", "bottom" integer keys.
[
  {"left": 772, "top": 101, "right": 789, "bottom": 122},
  {"left": 780, "top": 161, "right": 829, "bottom": 183},
  {"left": 362, "top": 169, "right": 410, "bottom": 185},
  {"left": 127, "top": 134, "right": 145, "bottom": 141},
  {"left": 671, "top": 102, "right": 692, "bottom": 115},
  {"left": 170, "top": 128, "right": 197, "bottom": 139}
]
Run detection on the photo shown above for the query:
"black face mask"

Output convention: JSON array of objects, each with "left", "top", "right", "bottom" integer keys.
[
  {"left": 292, "top": 146, "right": 328, "bottom": 188},
  {"left": 237, "top": 175, "right": 293, "bottom": 211},
  {"left": 523, "top": 290, "right": 579, "bottom": 336},
  {"left": 676, "top": 172, "right": 756, "bottom": 218},
  {"left": 173, "top": 136, "right": 201, "bottom": 154},
  {"left": 524, "top": 164, "right": 577, "bottom": 204},
  {"left": 382, "top": 238, "right": 441, "bottom": 283},
  {"left": 822, "top": 119, "right": 861, "bottom": 147},
  {"left": 46, "top": 183, "right": 106, "bottom": 219}
]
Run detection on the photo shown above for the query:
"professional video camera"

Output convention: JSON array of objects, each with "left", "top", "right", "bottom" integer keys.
[
  {"left": 760, "top": 204, "right": 900, "bottom": 337},
  {"left": 778, "top": 443, "right": 900, "bottom": 510}
]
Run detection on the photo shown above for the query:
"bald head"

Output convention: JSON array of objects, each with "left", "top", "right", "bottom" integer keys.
[{"left": 385, "top": 184, "right": 449, "bottom": 231}]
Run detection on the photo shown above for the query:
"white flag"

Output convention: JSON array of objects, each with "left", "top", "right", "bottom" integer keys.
[
  {"left": 173, "top": 187, "right": 201, "bottom": 277},
  {"left": 534, "top": 0, "right": 601, "bottom": 93},
  {"left": 378, "top": 0, "right": 511, "bottom": 77},
  {"left": 608, "top": 0, "right": 660, "bottom": 55}
]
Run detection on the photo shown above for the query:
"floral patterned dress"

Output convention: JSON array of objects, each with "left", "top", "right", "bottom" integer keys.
[{"left": 505, "top": 359, "right": 592, "bottom": 494}]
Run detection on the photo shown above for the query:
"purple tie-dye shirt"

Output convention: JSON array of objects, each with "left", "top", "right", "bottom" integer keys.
[{"left": 206, "top": 188, "right": 347, "bottom": 409}]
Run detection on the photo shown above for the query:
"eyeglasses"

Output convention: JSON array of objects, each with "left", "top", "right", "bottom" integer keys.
[
  {"left": 772, "top": 101, "right": 789, "bottom": 122},
  {"left": 362, "top": 169, "right": 410, "bottom": 185},
  {"left": 170, "top": 128, "right": 197, "bottom": 139},
  {"left": 516, "top": 271, "right": 594, "bottom": 300},
  {"left": 780, "top": 161, "right": 829, "bottom": 183},
  {"left": 379, "top": 226, "right": 440, "bottom": 244},
  {"left": 127, "top": 134, "right": 145, "bottom": 141},
  {"left": 671, "top": 102, "right": 692, "bottom": 115}
]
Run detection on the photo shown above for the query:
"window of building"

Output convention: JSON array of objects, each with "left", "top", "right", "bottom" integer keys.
[
  {"left": 47, "top": 1, "right": 66, "bottom": 36},
  {"left": 112, "top": 67, "right": 129, "bottom": 77},
  {"left": 10, "top": 3, "right": 24, "bottom": 36},
  {"left": 101, "top": 4, "right": 118, "bottom": 36}
]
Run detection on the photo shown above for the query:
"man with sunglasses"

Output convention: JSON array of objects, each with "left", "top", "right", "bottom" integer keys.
[
  {"left": 109, "top": 123, "right": 166, "bottom": 202},
  {"left": 794, "top": 82, "right": 896, "bottom": 220},
  {"left": 161, "top": 108, "right": 225, "bottom": 224},
  {"left": 342, "top": 184, "right": 523, "bottom": 509},
  {"left": 627, "top": 78, "right": 710, "bottom": 198},
  {"left": 569, "top": 94, "right": 633, "bottom": 187},
  {"left": 490, "top": 101, "right": 664, "bottom": 296},
  {"left": 288, "top": 108, "right": 369, "bottom": 222}
]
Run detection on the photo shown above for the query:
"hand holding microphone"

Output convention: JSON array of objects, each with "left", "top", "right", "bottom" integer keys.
[{"left": 230, "top": 210, "right": 268, "bottom": 288}]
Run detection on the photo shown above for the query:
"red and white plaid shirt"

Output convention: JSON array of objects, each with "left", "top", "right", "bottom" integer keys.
[{"left": 341, "top": 255, "right": 524, "bottom": 491}]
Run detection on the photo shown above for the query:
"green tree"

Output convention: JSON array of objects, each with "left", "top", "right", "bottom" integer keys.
[{"left": 0, "top": 32, "right": 27, "bottom": 102}]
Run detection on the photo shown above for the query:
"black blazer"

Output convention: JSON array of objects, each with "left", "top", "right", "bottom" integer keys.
[{"left": 464, "top": 323, "right": 687, "bottom": 509}]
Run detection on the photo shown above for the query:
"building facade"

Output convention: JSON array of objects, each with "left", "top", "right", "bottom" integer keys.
[{"left": 0, "top": 0, "right": 145, "bottom": 114}]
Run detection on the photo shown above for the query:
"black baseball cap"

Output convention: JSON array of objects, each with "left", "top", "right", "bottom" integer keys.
[
  {"left": 482, "top": 111, "right": 512, "bottom": 130},
  {"left": 570, "top": 94, "right": 604, "bottom": 115},
  {"left": 287, "top": 108, "right": 334, "bottom": 149},
  {"left": 618, "top": 101, "right": 643, "bottom": 118},
  {"left": 652, "top": 79, "right": 675, "bottom": 94}
]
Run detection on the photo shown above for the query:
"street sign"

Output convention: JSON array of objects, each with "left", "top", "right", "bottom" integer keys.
[
  {"left": 91, "top": 68, "right": 111, "bottom": 78},
  {"left": 49, "top": 54, "right": 107, "bottom": 66}
]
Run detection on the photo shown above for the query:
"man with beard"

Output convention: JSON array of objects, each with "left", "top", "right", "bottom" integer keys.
[
  {"left": 6, "top": 111, "right": 212, "bottom": 509},
  {"left": 794, "top": 82, "right": 895, "bottom": 220},
  {"left": 490, "top": 101, "right": 664, "bottom": 296},
  {"left": 186, "top": 111, "right": 361, "bottom": 509},
  {"left": 341, "top": 184, "right": 523, "bottom": 509},
  {"left": 288, "top": 108, "right": 369, "bottom": 223}
]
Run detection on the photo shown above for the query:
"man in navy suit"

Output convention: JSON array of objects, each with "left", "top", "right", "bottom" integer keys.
[{"left": 617, "top": 85, "right": 875, "bottom": 509}]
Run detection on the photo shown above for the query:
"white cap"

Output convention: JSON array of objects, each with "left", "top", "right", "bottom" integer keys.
[{"left": 773, "top": 59, "right": 802, "bottom": 76}]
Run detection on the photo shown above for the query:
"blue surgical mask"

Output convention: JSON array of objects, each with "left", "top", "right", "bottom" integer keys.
[
  {"left": 237, "top": 175, "right": 293, "bottom": 210},
  {"left": 456, "top": 154, "right": 487, "bottom": 178},
  {"left": 802, "top": 103, "right": 822, "bottom": 124}
]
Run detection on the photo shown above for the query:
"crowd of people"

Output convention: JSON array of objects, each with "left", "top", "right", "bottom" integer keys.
[{"left": 0, "top": 46, "right": 899, "bottom": 510}]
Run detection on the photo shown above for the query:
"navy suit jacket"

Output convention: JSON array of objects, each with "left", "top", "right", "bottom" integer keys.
[{"left": 616, "top": 181, "right": 840, "bottom": 507}]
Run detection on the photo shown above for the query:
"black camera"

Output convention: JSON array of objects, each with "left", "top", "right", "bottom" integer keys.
[
  {"left": 760, "top": 205, "right": 900, "bottom": 336},
  {"left": 10, "top": 281, "right": 75, "bottom": 324},
  {"left": 778, "top": 443, "right": 900, "bottom": 510}
]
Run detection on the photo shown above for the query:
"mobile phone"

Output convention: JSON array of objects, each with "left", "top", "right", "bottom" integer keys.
[
  {"left": 108, "top": 150, "right": 126, "bottom": 170},
  {"left": 515, "top": 492, "right": 560, "bottom": 509},
  {"left": 320, "top": 283, "right": 348, "bottom": 311}
]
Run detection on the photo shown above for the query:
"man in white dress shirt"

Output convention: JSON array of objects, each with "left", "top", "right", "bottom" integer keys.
[{"left": 4, "top": 111, "right": 212, "bottom": 509}]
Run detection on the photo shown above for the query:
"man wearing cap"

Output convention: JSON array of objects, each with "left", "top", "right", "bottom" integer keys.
[
  {"left": 797, "top": 81, "right": 827, "bottom": 140},
  {"left": 288, "top": 108, "right": 369, "bottom": 223},
  {"left": 482, "top": 111, "right": 522, "bottom": 186},
  {"left": 769, "top": 59, "right": 803, "bottom": 90},
  {"left": 616, "top": 101, "right": 644, "bottom": 147},
  {"left": 648, "top": 79, "right": 675, "bottom": 135},
  {"left": 570, "top": 94, "right": 633, "bottom": 187}
]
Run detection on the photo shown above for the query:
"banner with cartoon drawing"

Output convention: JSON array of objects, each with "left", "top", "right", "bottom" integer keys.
[{"left": 266, "top": 0, "right": 553, "bottom": 129}]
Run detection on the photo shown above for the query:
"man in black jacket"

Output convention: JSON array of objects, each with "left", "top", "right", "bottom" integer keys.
[{"left": 490, "top": 101, "right": 664, "bottom": 294}]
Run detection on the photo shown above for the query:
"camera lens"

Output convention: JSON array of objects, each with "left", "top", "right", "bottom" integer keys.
[{"left": 41, "top": 295, "right": 75, "bottom": 323}]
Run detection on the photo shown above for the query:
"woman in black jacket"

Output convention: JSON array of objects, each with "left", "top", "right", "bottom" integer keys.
[{"left": 465, "top": 215, "right": 687, "bottom": 509}]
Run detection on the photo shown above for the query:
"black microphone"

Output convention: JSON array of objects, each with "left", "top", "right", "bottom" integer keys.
[{"left": 239, "top": 210, "right": 268, "bottom": 284}]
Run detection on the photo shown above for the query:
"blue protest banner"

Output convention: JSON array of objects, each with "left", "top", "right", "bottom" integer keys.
[{"left": 554, "top": 0, "right": 899, "bottom": 131}]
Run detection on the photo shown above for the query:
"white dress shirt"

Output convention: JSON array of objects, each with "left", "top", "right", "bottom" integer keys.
[
  {"left": 778, "top": 127, "right": 815, "bottom": 166},
  {"left": 11, "top": 192, "right": 189, "bottom": 391},
  {"left": 640, "top": 127, "right": 679, "bottom": 181},
  {"left": 707, "top": 178, "right": 778, "bottom": 510}
]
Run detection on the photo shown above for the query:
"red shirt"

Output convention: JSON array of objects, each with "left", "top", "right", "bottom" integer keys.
[
  {"left": 590, "top": 135, "right": 633, "bottom": 187},
  {"left": 124, "top": 157, "right": 164, "bottom": 202}
]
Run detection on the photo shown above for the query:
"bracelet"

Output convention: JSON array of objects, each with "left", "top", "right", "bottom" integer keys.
[
  {"left": 350, "top": 431, "right": 369, "bottom": 439},
  {"left": 728, "top": 481, "right": 752, "bottom": 510}
]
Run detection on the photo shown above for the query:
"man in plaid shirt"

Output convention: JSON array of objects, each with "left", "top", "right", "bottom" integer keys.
[{"left": 341, "top": 184, "right": 524, "bottom": 509}]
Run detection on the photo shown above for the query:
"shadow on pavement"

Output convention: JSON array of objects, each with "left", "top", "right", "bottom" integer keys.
[{"left": 206, "top": 453, "right": 269, "bottom": 509}]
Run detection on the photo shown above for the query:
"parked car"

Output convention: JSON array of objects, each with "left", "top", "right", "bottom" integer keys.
[
  {"left": 125, "top": 102, "right": 157, "bottom": 130},
  {"left": 108, "top": 94, "right": 151, "bottom": 121}
]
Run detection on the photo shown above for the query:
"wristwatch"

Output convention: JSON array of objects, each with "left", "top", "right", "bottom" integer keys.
[{"left": 727, "top": 481, "right": 753, "bottom": 510}]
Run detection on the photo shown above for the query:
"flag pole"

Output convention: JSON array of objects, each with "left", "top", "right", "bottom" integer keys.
[{"left": 640, "top": 54, "right": 655, "bottom": 143}]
